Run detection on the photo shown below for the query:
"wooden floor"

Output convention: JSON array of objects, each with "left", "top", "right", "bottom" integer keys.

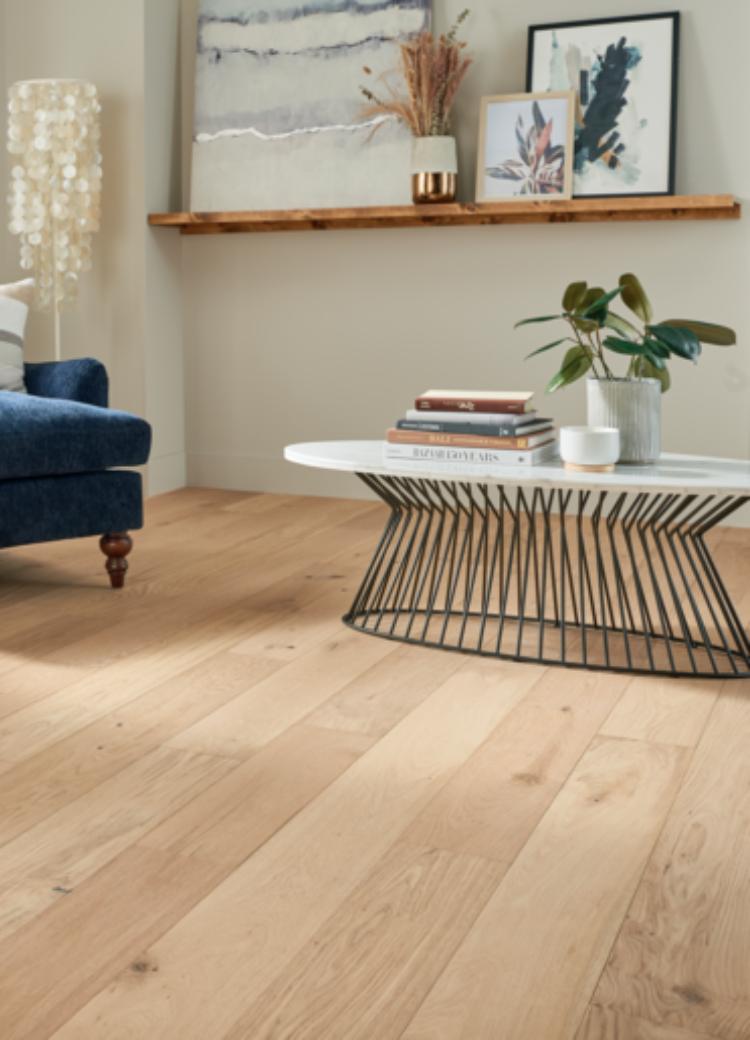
[{"left": 0, "top": 489, "right": 748, "bottom": 1040}]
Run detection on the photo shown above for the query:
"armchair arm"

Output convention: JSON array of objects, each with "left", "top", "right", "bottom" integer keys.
[{"left": 24, "top": 359, "right": 109, "bottom": 408}]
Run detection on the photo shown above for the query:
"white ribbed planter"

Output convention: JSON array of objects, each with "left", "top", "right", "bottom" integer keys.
[{"left": 586, "top": 378, "right": 661, "bottom": 464}]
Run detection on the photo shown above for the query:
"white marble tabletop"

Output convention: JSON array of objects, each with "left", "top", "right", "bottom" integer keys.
[{"left": 285, "top": 441, "right": 750, "bottom": 497}]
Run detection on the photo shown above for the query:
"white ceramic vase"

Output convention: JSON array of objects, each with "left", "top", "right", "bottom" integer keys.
[
  {"left": 411, "top": 136, "right": 458, "bottom": 203},
  {"left": 586, "top": 377, "right": 661, "bottom": 464}
]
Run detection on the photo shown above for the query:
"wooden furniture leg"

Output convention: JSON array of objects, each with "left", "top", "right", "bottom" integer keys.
[{"left": 99, "top": 532, "right": 133, "bottom": 589}]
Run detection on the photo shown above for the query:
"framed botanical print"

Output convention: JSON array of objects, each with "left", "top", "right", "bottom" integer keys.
[
  {"left": 526, "top": 12, "right": 680, "bottom": 197},
  {"left": 476, "top": 91, "right": 575, "bottom": 202}
]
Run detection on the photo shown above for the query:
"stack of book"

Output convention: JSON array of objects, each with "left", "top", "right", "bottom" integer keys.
[{"left": 385, "top": 390, "right": 558, "bottom": 468}]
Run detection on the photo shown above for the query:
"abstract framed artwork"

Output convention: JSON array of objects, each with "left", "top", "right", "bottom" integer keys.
[
  {"left": 526, "top": 12, "right": 680, "bottom": 198},
  {"left": 190, "top": 0, "right": 431, "bottom": 212},
  {"left": 475, "top": 92, "right": 575, "bottom": 203}
]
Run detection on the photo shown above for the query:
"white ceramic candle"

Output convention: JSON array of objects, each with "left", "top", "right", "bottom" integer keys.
[{"left": 559, "top": 426, "right": 620, "bottom": 470}]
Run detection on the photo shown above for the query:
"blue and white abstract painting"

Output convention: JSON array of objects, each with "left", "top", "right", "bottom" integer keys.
[
  {"left": 528, "top": 14, "right": 678, "bottom": 197},
  {"left": 191, "top": 0, "right": 431, "bottom": 210}
]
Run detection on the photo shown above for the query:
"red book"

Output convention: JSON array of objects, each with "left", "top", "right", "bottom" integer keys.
[{"left": 415, "top": 390, "right": 534, "bottom": 415}]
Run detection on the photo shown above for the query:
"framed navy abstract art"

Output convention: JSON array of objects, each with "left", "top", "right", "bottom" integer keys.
[{"left": 526, "top": 12, "right": 679, "bottom": 198}]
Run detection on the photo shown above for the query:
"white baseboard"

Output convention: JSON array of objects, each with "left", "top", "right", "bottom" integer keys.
[
  {"left": 185, "top": 451, "right": 750, "bottom": 526},
  {"left": 147, "top": 452, "right": 188, "bottom": 496},
  {"left": 186, "top": 451, "right": 374, "bottom": 500}
]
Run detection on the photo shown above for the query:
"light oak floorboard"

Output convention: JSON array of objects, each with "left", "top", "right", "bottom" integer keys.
[
  {"left": 0, "top": 650, "right": 282, "bottom": 845},
  {"left": 0, "top": 494, "right": 378, "bottom": 688},
  {"left": 599, "top": 676, "right": 719, "bottom": 748},
  {"left": 0, "top": 522, "right": 384, "bottom": 844},
  {"left": 402, "top": 736, "right": 689, "bottom": 1040},
  {"left": 52, "top": 659, "right": 544, "bottom": 1040},
  {"left": 405, "top": 667, "right": 629, "bottom": 862},
  {"left": 0, "top": 616, "right": 384, "bottom": 846},
  {"left": 576, "top": 1006, "right": 721, "bottom": 1040},
  {"left": 591, "top": 687, "right": 750, "bottom": 1040},
  {"left": 0, "top": 724, "right": 369, "bottom": 1040},
  {"left": 0, "top": 746, "right": 236, "bottom": 942},
  {"left": 225, "top": 841, "right": 506, "bottom": 1040},
  {"left": 166, "top": 628, "right": 399, "bottom": 758},
  {"left": 0, "top": 519, "right": 378, "bottom": 765},
  {"left": 306, "top": 642, "right": 466, "bottom": 739}
]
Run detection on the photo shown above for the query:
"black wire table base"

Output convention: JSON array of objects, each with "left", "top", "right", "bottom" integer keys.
[{"left": 343, "top": 474, "right": 750, "bottom": 679}]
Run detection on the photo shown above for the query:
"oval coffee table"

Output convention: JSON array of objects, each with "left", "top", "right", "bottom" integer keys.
[{"left": 285, "top": 442, "right": 750, "bottom": 679}]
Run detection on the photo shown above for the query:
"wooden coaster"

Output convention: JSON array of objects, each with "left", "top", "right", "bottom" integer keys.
[{"left": 564, "top": 462, "right": 615, "bottom": 474}]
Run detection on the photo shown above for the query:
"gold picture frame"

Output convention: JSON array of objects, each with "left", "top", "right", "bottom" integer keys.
[{"left": 476, "top": 91, "right": 576, "bottom": 203}]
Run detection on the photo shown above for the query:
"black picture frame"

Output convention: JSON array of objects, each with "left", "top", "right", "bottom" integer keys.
[{"left": 526, "top": 11, "right": 680, "bottom": 198}]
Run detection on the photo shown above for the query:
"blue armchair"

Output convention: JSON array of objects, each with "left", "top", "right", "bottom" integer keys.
[{"left": 0, "top": 358, "right": 152, "bottom": 587}]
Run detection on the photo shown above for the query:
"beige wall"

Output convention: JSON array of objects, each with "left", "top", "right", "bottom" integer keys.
[
  {"left": 178, "top": 0, "right": 750, "bottom": 507},
  {"left": 0, "top": 0, "right": 186, "bottom": 494},
  {"left": 144, "top": 0, "right": 187, "bottom": 493}
]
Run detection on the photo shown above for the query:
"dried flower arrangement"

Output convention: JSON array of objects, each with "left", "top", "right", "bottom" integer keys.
[{"left": 360, "top": 10, "right": 472, "bottom": 137}]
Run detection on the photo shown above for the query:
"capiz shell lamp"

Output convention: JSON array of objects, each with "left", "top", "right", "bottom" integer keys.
[{"left": 6, "top": 79, "right": 102, "bottom": 360}]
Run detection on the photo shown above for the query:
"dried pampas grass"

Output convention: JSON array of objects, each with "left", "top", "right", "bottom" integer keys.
[{"left": 361, "top": 10, "right": 472, "bottom": 137}]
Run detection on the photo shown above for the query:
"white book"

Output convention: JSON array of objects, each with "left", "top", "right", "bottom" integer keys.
[
  {"left": 384, "top": 441, "right": 558, "bottom": 468},
  {"left": 404, "top": 409, "right": 540, "bottom": 428},
  {"left": 420, "top": 390, "right": 534, "bottom": 401}
]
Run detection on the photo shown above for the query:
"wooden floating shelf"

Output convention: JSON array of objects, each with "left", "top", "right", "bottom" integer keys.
[{"left": 149, "top": 194, "right": 741, "bottom": 235}]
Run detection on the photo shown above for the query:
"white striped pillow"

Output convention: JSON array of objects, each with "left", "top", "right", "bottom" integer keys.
[{"left": 0, "top": 279, "right": 34, "bottom": 393}]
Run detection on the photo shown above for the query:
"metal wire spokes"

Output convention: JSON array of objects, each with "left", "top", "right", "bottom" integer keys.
[{"left": 344, "top": 475, "right": 750, "bottom": 679}]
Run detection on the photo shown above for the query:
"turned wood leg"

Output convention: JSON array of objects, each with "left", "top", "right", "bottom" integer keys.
[{"left": 99, "top": 532, "right": 133, "bottom": 589}]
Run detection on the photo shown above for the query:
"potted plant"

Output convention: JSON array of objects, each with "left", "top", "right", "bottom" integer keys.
[
  {"left": 360, "top": 11, "right": 472, "bottom": 204},
  {"left": 516, "top": 273, "right": 737, "bottom": 463}
]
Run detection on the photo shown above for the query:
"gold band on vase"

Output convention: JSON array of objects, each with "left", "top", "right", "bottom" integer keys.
[{"left": 412, "top": 172, "right": 457, "bottom": 204}]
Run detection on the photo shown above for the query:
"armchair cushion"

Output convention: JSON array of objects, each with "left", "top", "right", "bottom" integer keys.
[
  {"left": 24, "top": 358, "right": 108, "bottom": 407},
  {"left": 0, "top": 392, "right": 151, "bottom": 480},
  {"left": 0, "top": 471, "right": 143, "bottom": 548}
]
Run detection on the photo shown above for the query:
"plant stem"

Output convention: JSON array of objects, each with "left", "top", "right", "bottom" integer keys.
[
  {"left": 567, "top": 319, "right": 604, "bottom": 379},
  {"left": 594, "top": 329, "right": 615, "bottom": 379}
]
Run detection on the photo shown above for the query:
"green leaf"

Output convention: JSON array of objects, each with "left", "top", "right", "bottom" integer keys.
[
  {"left": 643, "top": 349, "right": 666, "bottom": 370},
  {"left": 635, "top": 356, "right": 671, "bottom": 393},
  {"left": 603, "top": 312, "right": 642, "bottom": 340},
  {"left": 659, "top": 319, "right": 736, "bottom": 346},
  {"left": 562, "top": 281, "right": 587, "bottom": 312},
  {"left": 570, "top": 316, "right": 599, "bottom": 335},
  {"left": 648, "top": 323, "right": 701, "bottom": 361},
  {"left": 619, "top": 273, "right": 653, "bottom": 324},
  {"left": 579, "top": 287, "right": 605, "bottom": 312},
  {"left": 643, "top": 337, "right": 670, "bottom": 359},
  {"left": 514, "top": 315, "right": 562, "bottom": 328},
  {"left": 603, "top": 336, "right": 648, "bottom": 357},
  {"left": 525, "top": 337, "right": 571, "bottom": 359},
  {"left": 580, "top": 286, "right": 623, "bottom": 319},
  {"left": 545, "top": 345, "right": 592, "bottom": 393}
]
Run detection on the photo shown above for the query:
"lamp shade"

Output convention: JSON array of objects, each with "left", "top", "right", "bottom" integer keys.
[{"left": 6, "top": 79, "right": 102, "bottom": 312}]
